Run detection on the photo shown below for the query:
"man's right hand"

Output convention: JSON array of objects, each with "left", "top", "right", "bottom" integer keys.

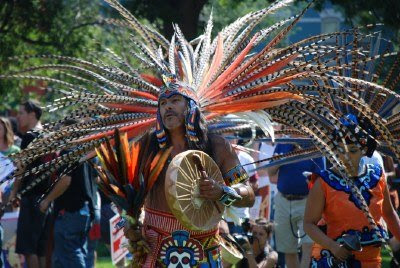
[{"left": 330, "top": 243, "right": 352, "bottom": 262}]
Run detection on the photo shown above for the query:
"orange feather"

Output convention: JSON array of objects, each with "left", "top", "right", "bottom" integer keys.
[
  {"left": 119, "top": 131, "right": 131, "bottom": 185},
  {"left": 198, "top": 34, "right": 224, "bottom": 94},
  {"left": 209, "top": 92, "right": 301, "bottom": 109},
  {"left": 149, "top": 150, "right": 162, "bottom": 171},
  {"left": 203, "top": 34, "right": 259, "bottom": 99},
  {"left": 216, "top": 72, "right": 308, "bottom": 103},
  {"left": 205, "top": 96, "right": 300, "bottom": 113},
  {"left": 97, "top": 143, "right": 118, "bottom": 178},
  {"left": 205, "top": 101, "right": 282, "bottom": 113},
  {"left": 109, "top": 184, "right": 126, "bottom": 198},
  {"left": 74, "top": 118, "right": 156, "bottom": 143},
  {"left": 142, "top": 152, "right": 155, "bottom": 182},
  {"left": 205, "top": 113, "right": 219, "bottom": 120},
  {"left": 147, "top": 147, "right": 173, "bottom": 191},
  {"left": 129, "top": 141, "right": 141, "bottom": 186},
  {"left": 206, "top": 26, "right": 296, "bottom": 101},
  {"left": 105, "top": 138, "right": 120, "bottom": 180},
  {"left": 97, "top": 179, "right": 114, "bottom": 197},
  {"left": 140, "top": 73, "right": 163, "bottom": 87},
  {"left": 128, "top": 90, "right": 158, "bottom": 101},
  {"left": 232, "top": 54, "right": 299, "bottom": 89}
]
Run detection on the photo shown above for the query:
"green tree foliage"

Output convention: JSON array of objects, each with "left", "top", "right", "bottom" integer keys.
[
  {"left": 202, "top": 0, "right": 275, "bottom": 34},
  {"left": 311, "top": 0, "right": 400, "bottom": 92},
  {"left": 2, "top": 0, "right": 399, "bottom": 116},
  {"left": 201, "top": 0, "right": 305, "bottom": 48},
  {"left": 117, "top": 0, "right": 208, "bottom": 40},
  {"left": 0, "top": 0, "right": 108, "bottom": 114},
  {"left": 313, "top": 0, "right": 400, "bottom": 44}
]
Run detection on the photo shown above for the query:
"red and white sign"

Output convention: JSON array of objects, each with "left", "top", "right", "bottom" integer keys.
[{"left": 110, "top": 214, "right": 129, "bottom": 265}]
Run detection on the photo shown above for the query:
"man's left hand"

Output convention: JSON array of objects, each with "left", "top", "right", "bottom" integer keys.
[{"left": 199, "top": 178, "right": 223, "bottom": 201}]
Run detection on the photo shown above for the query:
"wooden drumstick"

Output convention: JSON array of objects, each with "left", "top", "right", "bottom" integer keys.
[
  {"left": 192, "top": 154, "right": 222, "bottom": 213},
  {"left": 192, "top": 154, "right": 208, "bottom": 180}
]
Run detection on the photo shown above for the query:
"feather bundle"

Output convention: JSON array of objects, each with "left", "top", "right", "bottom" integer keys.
[{"left": 95, "top": 129, "right": 172, "bottom": 219}]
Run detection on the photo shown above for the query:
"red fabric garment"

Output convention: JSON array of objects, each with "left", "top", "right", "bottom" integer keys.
[{"left": 89, "top": 223, "right": 101, "bottom": 240}]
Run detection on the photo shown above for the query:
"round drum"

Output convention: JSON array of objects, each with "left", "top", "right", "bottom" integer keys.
[
  {"left": 220, "top": 234, "right": 244, "bottom": 265},
  {"left": 165, "top": 150, "right": 225, "bottom": 231}
]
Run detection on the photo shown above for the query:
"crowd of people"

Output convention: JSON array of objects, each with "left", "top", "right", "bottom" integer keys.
[
  {"left": 3, "top": 0, "right": 400, "bottom": 267},
  {"left": 217, "top": 118, "right": 400, "bottom": 268},
  {"left": 1, "top": 99, "right": 400, "bottom": 268},
  {"left": 0, "top": 100, "right": 118, "bottom": 268}
]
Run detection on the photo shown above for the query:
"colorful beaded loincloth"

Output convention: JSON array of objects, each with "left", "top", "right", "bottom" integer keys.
[{"left": 143, "top": 207, "right": 222, "bottom": 267}]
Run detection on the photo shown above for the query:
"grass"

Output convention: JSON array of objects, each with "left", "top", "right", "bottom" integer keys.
[
  {"left": 96, "top": 242, "right": 132, "bottom": 267},
  {"left": 96, "top": 257, "right": 114, "bottom": 268},
  {"left": 96, "top": 242, "right": 114, "bottom": 268},
  {"left": 95, "top": 242, "right": 395, "bottom": 267},
  {"left": 382, "top": 247, "right": 392, "bottom": 268}
]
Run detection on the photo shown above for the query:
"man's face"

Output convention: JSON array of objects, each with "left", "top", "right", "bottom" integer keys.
[
  {"left": 17, "top": 105, "right": 31, "bottom": 130},
  {"left": 159, "top": 94, "right": 187, "bottom": 131}
]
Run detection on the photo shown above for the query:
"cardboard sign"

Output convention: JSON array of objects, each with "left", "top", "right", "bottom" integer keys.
[{"left": 109, "top": 214, "right": 129, "bottom": 265}]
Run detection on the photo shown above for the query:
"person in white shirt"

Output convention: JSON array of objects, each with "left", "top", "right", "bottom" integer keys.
[{"left": 359, "top": 150, "right": 385, "bottom": 174}]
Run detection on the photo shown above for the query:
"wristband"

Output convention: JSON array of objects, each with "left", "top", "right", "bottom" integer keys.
[{"left": 219, "top": 185, "right": 242, "bottom": 207}]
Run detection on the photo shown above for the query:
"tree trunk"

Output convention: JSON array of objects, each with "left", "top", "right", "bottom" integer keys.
[{"left": 162, "top": 0, "right": 207, "bottom": 40}]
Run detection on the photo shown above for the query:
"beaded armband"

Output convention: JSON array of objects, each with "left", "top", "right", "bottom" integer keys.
[
  {"left": 223, "top": 164, "right": 249, "bottom": 186},
  {"left": 219, "top": 185, "right": 242, "bottom": 207}
]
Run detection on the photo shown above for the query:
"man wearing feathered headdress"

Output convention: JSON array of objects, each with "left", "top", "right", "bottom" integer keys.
[{"left": 124, "top": 74, "right": 255, "bottom": 266}]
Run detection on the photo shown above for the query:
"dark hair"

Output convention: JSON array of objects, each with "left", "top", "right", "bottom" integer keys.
[
  {"left": 8, "top": 117, "right": 19, "bottom": 135},
  {"left": 187, "top": 107, "right": 210, "bottom": 154},
  {"left": 255, "top": 218, "right": 274, "bottom": 235},
  {"left": 22, "top": 100, "right": 42, "bottom": 120}
]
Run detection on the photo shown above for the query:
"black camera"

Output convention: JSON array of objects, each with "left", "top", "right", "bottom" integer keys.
[
  {"left": 241, "top": 218, "right": 251, "bottom": 234},
  {"left": 232, "top": 233, "right": 253, "bottom": 245}
]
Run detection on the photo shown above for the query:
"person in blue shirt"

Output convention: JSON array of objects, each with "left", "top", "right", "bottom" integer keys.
[{"left": 268, "top": 142, "right": 324, "bottom": 268}]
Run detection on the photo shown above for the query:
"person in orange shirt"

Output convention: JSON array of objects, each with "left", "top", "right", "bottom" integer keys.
[{"left": 304, "top": 114, "right": 400, "bottom": 267}]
